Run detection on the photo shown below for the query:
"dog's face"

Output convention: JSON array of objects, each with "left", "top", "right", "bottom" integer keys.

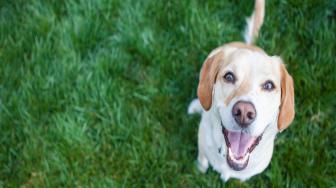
[{"left": 197, "top": 42, "right": 295, "bottom": 171}]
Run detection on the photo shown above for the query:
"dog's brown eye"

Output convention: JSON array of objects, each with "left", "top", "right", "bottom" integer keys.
[
  {"left": 263, "top": 80, "right": 275, "bottom": 91},
  {"left": 223, "top": 72, "right": 236, "bottom": 83}
]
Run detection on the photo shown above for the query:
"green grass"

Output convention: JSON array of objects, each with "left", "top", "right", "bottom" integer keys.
[{"left": 0, "top": 0, "right": 335, "bottom": 187}]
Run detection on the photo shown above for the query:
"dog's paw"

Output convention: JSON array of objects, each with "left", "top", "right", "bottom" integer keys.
[
  {"left": 220, "top": 174, "right": 230, "bottom": 182},
  {"left": 197, "top": 156, "right": 209, "bottom": 173}
]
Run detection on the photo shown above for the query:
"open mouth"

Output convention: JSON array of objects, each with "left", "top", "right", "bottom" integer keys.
[{"left": 222, "top": 123, "right": 262, "bottom": 171}]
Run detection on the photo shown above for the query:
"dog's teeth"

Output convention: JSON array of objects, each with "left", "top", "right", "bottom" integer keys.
[{"left": 228, "top": 147, "right": 249, "bottom": 165}]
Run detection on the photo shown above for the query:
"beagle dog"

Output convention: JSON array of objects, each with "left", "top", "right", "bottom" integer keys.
[{"left": 188, "top": 0, "right": 295, "bottom": 181}]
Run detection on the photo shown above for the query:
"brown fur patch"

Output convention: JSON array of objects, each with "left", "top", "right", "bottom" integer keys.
[
  {"left": 197, "top": 52, "right": 225, "bottom": 110},
  {"left": 277, "top": 62, "right": 295, "bottom": 131}
]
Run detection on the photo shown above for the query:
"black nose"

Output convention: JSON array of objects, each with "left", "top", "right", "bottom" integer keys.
[{"left": 232, "top": 101, "right": 256, "bottom": 128}]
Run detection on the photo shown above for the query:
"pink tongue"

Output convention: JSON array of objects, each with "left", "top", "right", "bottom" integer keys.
[{"left": 227, "top": 131, "right": 257, "bottom": 159}]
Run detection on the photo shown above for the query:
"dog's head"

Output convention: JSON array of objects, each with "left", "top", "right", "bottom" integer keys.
[{"left": 197, "top": 42, "right": 295, "bottom": 171}]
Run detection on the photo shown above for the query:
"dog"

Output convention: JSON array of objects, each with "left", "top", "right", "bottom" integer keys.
[{"left": 188, "top": 0, "right": 295, "bottom": 181}]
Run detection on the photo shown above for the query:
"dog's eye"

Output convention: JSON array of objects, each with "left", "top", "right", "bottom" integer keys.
[
  {"left": 223, "top": 72, "right": 236, "bottom": 83},
  {"left": 262, "top": 80, "right": 275, "bottom": 91}
]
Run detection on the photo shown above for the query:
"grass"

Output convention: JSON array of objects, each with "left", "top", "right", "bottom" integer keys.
[{"left": 0, "top": 0, "right": 335, "bottom": 187}]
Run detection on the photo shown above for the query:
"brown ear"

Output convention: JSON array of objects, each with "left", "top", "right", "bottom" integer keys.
[
  {"left": 197, "top": 52, "right": 224, "bottom": 111},
  {"left": 278, "top": 63, "right": 295, "bottom": 131}
]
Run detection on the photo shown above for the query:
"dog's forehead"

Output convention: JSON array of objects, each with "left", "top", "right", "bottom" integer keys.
[{"left": 220, "top": 47, "right": 280, "bottom": 82}]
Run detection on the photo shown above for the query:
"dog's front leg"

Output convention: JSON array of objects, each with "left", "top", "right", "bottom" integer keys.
[
  {"left": 197, "top": 146, "right": 209, "bottom": 173},
  {"left": 197, "top": 124, "right": 209, "bottom": 173}
]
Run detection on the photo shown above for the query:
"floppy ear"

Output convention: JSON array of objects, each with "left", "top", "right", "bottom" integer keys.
[
  {"left": 197, "top": 52, "right": 224, "bottom": 111},
  {"left": 278, "top": 62, "right": 295, "bottom": 131}
]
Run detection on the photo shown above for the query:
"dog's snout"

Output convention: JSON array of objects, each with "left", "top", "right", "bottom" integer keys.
[{"left": 232, "top": 101, "right": 256, "bottom": 127}]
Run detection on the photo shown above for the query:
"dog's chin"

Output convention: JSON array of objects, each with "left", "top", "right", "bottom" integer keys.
[
  {"left": 227, "top": 146, "right": 250, "bottom": 171},
  {"left": 222, "top": 125, "right": 263, "bottom": 171}
]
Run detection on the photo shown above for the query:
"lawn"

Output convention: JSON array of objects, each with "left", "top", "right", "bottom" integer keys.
[{"left": 0, "top": 0, "right": 335, "bottom": 187}]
